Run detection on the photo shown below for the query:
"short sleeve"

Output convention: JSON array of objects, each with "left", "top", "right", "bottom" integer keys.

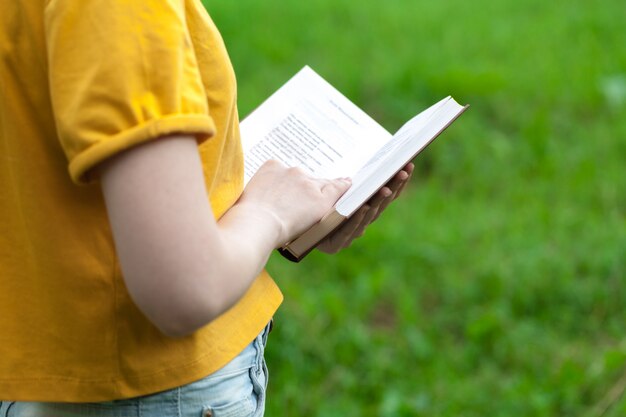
[{"left": 45, "top": 0, "right": 216, "bottom": 184}]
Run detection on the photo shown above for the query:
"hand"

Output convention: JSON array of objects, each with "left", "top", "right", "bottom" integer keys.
[
  {"left": 317, "top": 162, "right": 414, "bottom": 254},
  {"left": 237, "top": 160, "right": 352, "bottom": 246}
]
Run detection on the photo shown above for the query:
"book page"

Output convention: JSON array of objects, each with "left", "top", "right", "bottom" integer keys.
[
  {"left": 345, "top": 96, "right": 451, "bottom": 190},
  {"left": 336, "top": 97, "right": 467, "bottom": 215},
  {"left": 240, "top": 66, "right": 392, "bottom": 185}
]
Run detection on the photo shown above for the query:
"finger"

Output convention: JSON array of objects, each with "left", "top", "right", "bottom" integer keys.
[
  {"left": 362, "top": 186, "right": 393, "bottom": 225},
  {"left": 382, "top": 166, "right": 413, "bottom": 200},
  {"left": 361, "top": 168, "right": 411, "bottom": 224},
  {"left": 336, "top": 204, "right": 371, "bottom": 247},
  {"left": 390, "top": 166, "right": 415, "bottom": 199},
  {"left": 389, "top": 169, "right": 410, "bottom": 190},
  {"left": 367, "top": 169, "right": 409, "bottom": 206},
  {"left": 369, "top": 176, "right": 407, "bottom": 222},
  {"left": 320, "top": 204, "right": 369, "bottom": 252},
  {"left": 393, "top": 168, "right": 414, "bottom": 198},
  {"left": 371, "top": 190, "right": 397, "bottom": 222},
  {"left": 319, "top": 165, "right": 415, "bottom": 253},
  {"left": 349, "top": 201, "right": 381, "bottom": 240},
  {"left": 368, "top": 186, "right": 393, "bottom": 208},
  {"left": 394, "top": 176, "right": 410, "bottom": 198}
]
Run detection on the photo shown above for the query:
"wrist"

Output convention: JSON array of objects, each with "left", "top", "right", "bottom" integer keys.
[{"left": 221, "top": 200, "right": 287, "bottom": 249}]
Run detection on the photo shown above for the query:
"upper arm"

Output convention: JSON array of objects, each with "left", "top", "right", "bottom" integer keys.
[{"left": 99, "top": 135, "right": 222, "bottom": 336}]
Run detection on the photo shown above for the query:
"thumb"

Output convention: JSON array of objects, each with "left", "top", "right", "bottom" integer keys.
[{"left": 321, "top": 177, "right": 352, "bottom": 200}]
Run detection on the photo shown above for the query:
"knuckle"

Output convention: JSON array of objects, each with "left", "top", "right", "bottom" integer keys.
[
  {"left": 262, "top": 159, "right": 278, "bottom": 169},
  {"left": 286, "top": 166, "right": 307, "bottom": 177}
]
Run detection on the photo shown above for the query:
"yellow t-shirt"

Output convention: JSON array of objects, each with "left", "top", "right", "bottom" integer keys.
[{"left": 0, "top": 0, "right": 282, "bottom": 402}]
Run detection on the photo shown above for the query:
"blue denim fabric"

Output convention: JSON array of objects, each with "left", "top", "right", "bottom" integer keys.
[{"left": 0, "top": 322, "right": 271, "bottom": 417}]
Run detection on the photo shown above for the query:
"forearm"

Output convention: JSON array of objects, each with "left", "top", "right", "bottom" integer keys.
[
  {"left": 115, "top": 203, "right": 281, "bottom": 338},
  {"left": 175, "top": 202, "right": 284, "bottom": 332},
  {"left": 217, "top": 201, "right": 282, "bottom": 280}
]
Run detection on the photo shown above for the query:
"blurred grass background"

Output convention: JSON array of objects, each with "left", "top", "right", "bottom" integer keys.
[{"left": 203, "top": 0, "right": 625, "bottom": 415}]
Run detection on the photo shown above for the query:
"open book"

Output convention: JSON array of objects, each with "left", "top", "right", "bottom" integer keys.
[{"left": 240, "top": 66, "right": 468, "bottom": 262}]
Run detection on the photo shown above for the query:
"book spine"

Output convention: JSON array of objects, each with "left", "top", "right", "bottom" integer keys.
[{"left": 278, "top": 210, "right": 347, "bottom": 262}]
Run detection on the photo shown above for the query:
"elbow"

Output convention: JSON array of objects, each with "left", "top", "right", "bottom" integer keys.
[
  {"left": 149, "top": 303, "right": 224, "bottom": 339},
  {"left": 121, "top": 258, "right": 250, "bottom": 338},
  {"left": 160, "top": 292, "right": 233, "bottom": 337},
  {"left": 126, "top": 280, "right": 227, "bottom": 339},
  {"left": 155, "top": 321, "right": 200, "bottom": 339}
]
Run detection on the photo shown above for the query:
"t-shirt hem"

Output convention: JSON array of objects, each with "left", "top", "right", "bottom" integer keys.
[{"left": 0, "top": 273, "right": 283, "bottom": 402}]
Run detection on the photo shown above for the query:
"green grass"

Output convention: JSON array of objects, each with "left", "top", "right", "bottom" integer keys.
[{"left": 203, "top": 1, "right": 626, "bottom": 415}]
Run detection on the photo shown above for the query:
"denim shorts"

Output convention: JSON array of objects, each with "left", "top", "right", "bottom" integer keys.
[{"left": 0, "top": 321, "right": 272, "bottom": 417}]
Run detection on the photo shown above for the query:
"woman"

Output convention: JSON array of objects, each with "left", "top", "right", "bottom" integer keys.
[{"left": 0, "top": 0, "right": 412, "bottom": 415}]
